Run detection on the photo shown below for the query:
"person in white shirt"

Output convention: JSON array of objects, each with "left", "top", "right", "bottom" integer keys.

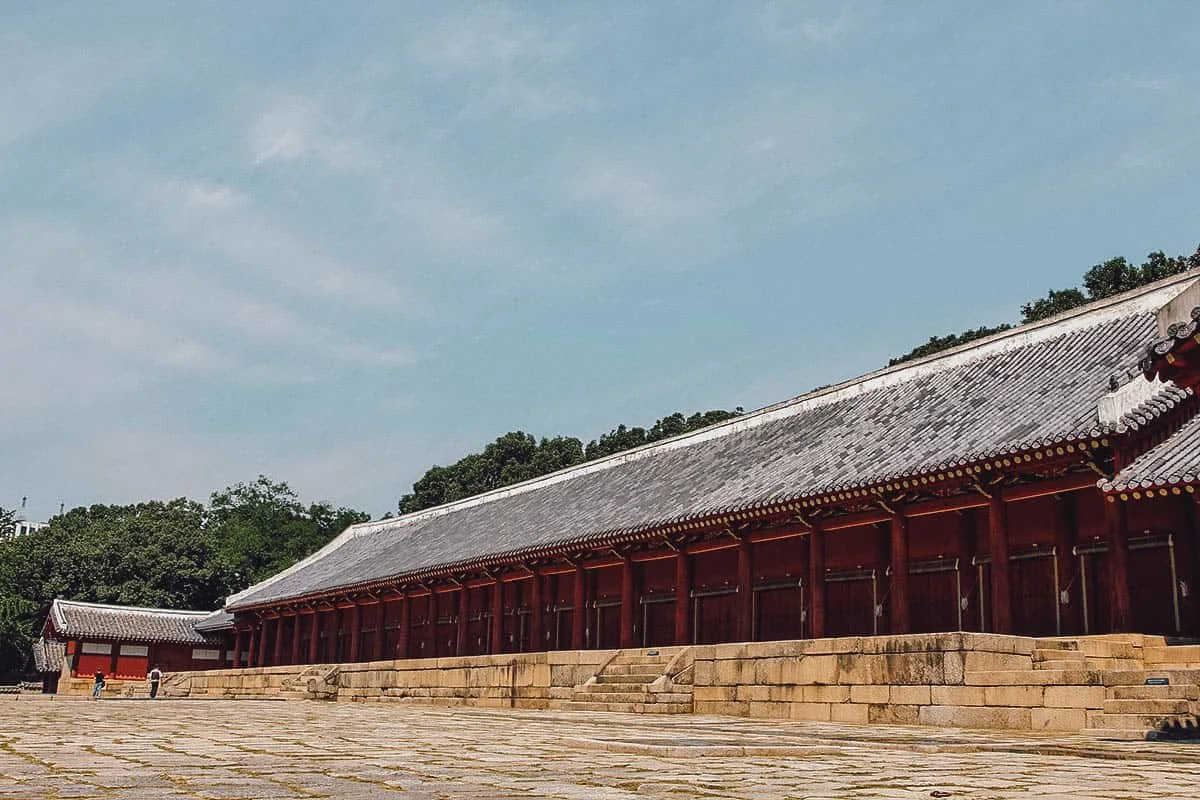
[{"left": 147, "top": 666, "right": 163, "bottom": 699}]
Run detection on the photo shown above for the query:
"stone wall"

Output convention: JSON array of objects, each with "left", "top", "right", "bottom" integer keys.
[
  {"left": 166, "top": 632, "right": 1195, "bottom": 734},
  {"left": 690, "top": 632, "right": 1157, "bottom": 730},
  {"left": 169, "top": 649, "right": 617, "bottom": 708}
]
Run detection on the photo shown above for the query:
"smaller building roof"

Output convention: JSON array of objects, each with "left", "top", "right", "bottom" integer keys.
[
  {"left": 31, "top": 638, "right": 64, "bottom": 674},
  {"left": 1101, "top": 412, "right": 1200, "bottom": 493},
  {"left": 193, "top": 609, "right": 234, "bottom": 633},
  {"left": 46, "top": 599, "right": 216, "bottom": 645}
]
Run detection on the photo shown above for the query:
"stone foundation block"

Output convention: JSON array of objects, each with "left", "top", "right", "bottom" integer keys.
[
  {"left": 983, "top": 686, "right": 1044, "bottom": 707},
  {"left": 830, "top": 702, "right": 869, "bottom": 724},
  {"left": 930, "top": 686, "right": 986, "bottom": 706},
  {"left": 788, "top": 702, "right": 832, "bottom": 721},
  {"left": 1031, "top": 707, "right": 1086, "bottom": 731},
  {"left": 868, "top": 704, "right": 919, "bottom": 725},
  {"left": 781, "top": 655, "right": 838, "bottom": 684},
  {"left": 849, "top": 685, "right": 890, "bottom": 704},
  {"left": 801, "top": 685, "right": 850, "bottom": 703},
  {"left": 1042, "top": 686, "right": 1105, "bottom": 708},
  {"left": 917, "top": 705, "right": 1031, "bottom": 730},
  {"left": 963, "top": 652, "right": 1033, "bottom": 673},
  {"left": 889, "top": 685, "right": 931, "bottom": 706}
]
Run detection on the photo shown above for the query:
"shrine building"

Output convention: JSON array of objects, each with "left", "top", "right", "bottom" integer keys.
[
  {"left": 42, "top": 599, "right": 235, "bottom": 692},
  {"left": 224, "top": 273, "right": 1200, "bottom": 669}
]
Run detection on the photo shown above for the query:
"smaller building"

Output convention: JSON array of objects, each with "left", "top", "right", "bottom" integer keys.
[
  {"left": 30, "top": 638, "right": 65, "bottom": 694},
  {"left": 42, "top": 600, "right": 235, "bottom": 694}
]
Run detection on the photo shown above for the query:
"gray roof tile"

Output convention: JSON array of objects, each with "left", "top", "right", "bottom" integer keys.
[
  {"left": 31, "top": 638, "right": 64, "bottom": 673},
  {"left": 47, "top": 599, "right": 216, "bottom": 645},
  {"left": 1101, "top": 412, "right": 1200, "bottom": 492},
  {"left": 229, "top": 277, "right": 1199, "bottom": 611}
]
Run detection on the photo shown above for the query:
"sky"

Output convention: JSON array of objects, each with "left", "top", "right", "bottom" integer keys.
[{"left": 3, "top": 2, "right": 1200, "bottom": 522}]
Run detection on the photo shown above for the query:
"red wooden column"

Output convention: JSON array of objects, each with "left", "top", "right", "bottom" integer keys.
[
  {"left": 1180, "top": 496, "right": 1200, "bottom": 637},
  {"left": 308, "top": 610, "right": 321, "bottom": 664},
  {"left": 674, "top": 552, "right": 691, "bottom": 646},
  {"left": 397, "top": 597, "right": 411, "bottom": 659},
  {"left": 808, "top": 528, "right": 826, "bottom": 639},
  {"left": 1054, "top": 493, "right": 1079, "bottom": 635},
  {"left": 890, "top": 512, "right": 910, "bottom": 635},
  {"left": 737, "top": 539, "right": 754, "bottom": 641},
  {"left": 374, "top": 602, "right": 387, "bottom": 661},
  {"left": 620, "top": 557, "right": 636, "bottom": 648},
  {"left": 956, "top": 509, "right": 978, "bottom": 630},
  {"left": 232, "top": 629, "right": 244, "bottom": 668},
  {"left": 257, "top": 619, "right": 269, "bottom": 667},
  {"left": 288, "top": 615, "right": 301, "bottom": 665},
  {"left": 572, "top": 565, "right": 586, "bottom": 650},
  {"left": 247, "top": 625, "right": 258, "bottom": 667},
  {"left": 348, "top": 603, "right": 362, "bottom": 662},
  {"left": 987, "top": 493, "right": 1013, "bottom": 634},
  {"left": 491, "top": 580, "right": 504, "bottom": 654},
  {"left": 457, "top": 588, "right": 469, "bottom": 656},
  {"left": 1105, "top": 497, "right": 1132, "bottom": 632},
  {"left": 530, "top": 573, "right": 544, "bottom": 652},
  {"left": 271, "top": 616, "right": 284, "bottom": 666}
]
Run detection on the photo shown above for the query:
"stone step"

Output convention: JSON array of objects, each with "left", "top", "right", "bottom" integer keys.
[
  {"left": 1111, "top": 684, "right": 1200, "bottom": 700},
  {"left": 561, "top": 700, "right": 692, "bottom": 714},
  {"left": 572, "top": 691, "right": 693, "bottom": 705},
  {"left": 586, "top": 682, "right": 657, "bottom": 694},
  {"left": 602, "top": 664, "right": 667, "bottom": 677},
  {"left": 1098, "top": 669, "right": 1200, "bottom": 686},
  {"left": 964, "top": 669, "right": 1100, "bottom": 686},
  {"left": 1033, "top": 648, "right": 1085, "bottom": 663},
  {"left": 1102, "top": 699, "right": 1193, "bottom": 715},
  {"left": 1035, "top": 659, "right": 1091, "bottom": 671},
  {"left": 1033, "top": 638, "right": 1080, "bottom": 652},
  {"left": 1144, "top": 645, "right": 1200, "bottom": 667},
  {"left": 1089, "top": 712, "right": 1197, "bottom": 731},
  {"left": 1085, "top": 727, "right": 1152, "bottom": 741},
  {"left": 596, "top": 672, "right": 663, "bottom": 684},
  {"left": 610, "top": 654, "right": 672, "bottom": 666}
]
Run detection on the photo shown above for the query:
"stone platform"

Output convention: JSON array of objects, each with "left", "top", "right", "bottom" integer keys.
[
  {"left": 149, "top": 632, "right": 1200, "bottom": 738},
  {"left": 1, "top": 698, "right": 1197, "bottom": 798}
]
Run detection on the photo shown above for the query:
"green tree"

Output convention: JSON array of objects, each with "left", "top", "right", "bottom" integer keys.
[
  {"left": 209, "top": 476, "right": 369, "bottom": 592},
  {"left": 893, "top": 243, "right": 1200, "bottom": 363},
  {"left": 400, "top": 409, "right": 744, "bottom": 514},
  {"left": 888, "top": 325, "right": 1014, "bottom": 366},
  {"left": 1020, "top": 289, "right": 1088, "bottom": 323}
]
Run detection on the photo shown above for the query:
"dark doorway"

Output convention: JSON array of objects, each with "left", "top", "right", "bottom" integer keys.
[
  {"left": 754, "top": 584, "right": 804, "bottom": 641},
  {"left": 642, "top": 597, "right": 674, "bottom": 647},
  {"left": 1010, "top": 551, "right": 1059, "bottom": 637},
  {"left": 910, "top": 561, "right": 961, "bottom": 633},
  {"left": 694, "top": 590, "right": 738, "bottom": 644},
  {"left": 825, "top": 571, "right": 876, "bottom": 636}
]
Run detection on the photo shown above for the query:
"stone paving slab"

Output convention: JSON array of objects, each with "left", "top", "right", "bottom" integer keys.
[{"left": 0, "top": 696, "right": 1196, "bottom": 798}]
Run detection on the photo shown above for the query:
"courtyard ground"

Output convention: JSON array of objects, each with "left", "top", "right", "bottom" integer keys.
[{"left": 0, "top": 698, "right": 1196, "bottom": 799}]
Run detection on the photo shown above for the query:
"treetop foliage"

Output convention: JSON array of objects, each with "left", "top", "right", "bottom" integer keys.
[
  {"left": 891, "top": 244, "right": 1200, "bottom": 364},
  {"left": 398, "top": 409, "right": 744, "bottom": 515},
  {"left": 0, "top": 479, "right": 367, "bottom": 679}
]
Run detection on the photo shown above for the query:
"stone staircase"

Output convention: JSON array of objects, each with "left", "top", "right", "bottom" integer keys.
[
  {"left": 562, "top": 648, "right": 694, "bottom": 714},
  {"left": 279, "top": 665, "right": 340, "bottom": 701},
  {"left": 1031, "top": 638, "right": 1200, "bottom": 740}
]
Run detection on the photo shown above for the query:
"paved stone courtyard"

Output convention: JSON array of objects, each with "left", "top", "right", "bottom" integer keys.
[{"left": 1, "top": 698, "right": 1197, "bottom": 799}]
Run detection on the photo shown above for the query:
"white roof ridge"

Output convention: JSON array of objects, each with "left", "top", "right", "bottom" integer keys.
[
  {"left": 52, "top": 598, "right": 212, "bottom": 617},
  {"left": 227, "top": 270, "right": 1198, "bottom": 609}
]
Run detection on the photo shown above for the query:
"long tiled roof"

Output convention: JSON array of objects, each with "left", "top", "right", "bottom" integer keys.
[
  {"left": 228, "top": 275, "right": 1200, "bottom": 611},
  {"left": 1101, "top": 413, "right": 1200, "bottom": 492},
  {"left": 47, "top": 599, "right": 215, "bottom": 645},
  {"left": 31, "top": 638, "right": 64, "bottom": 673}
]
